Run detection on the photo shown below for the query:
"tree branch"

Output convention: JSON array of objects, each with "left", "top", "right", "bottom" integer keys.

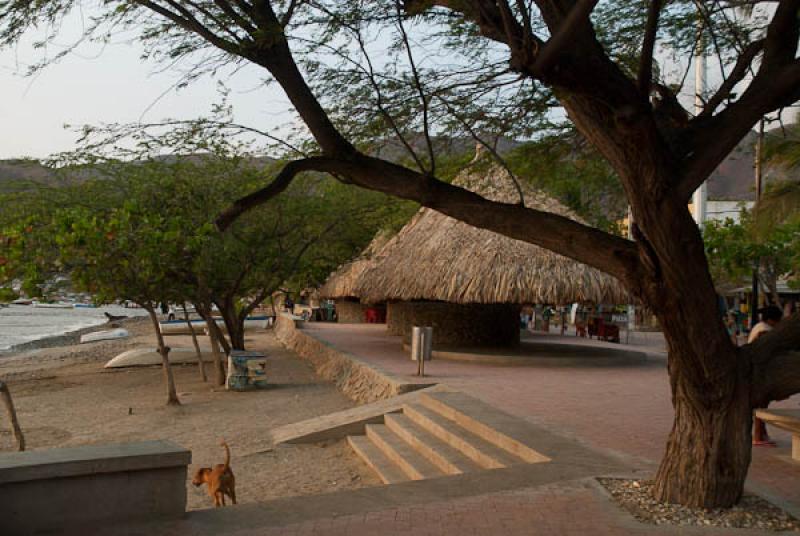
[
  {"left": 751, "top": 313, "right": 800, "bottom": 403},
  {"left": 532, "top": 0, "right": 599, "bottom": 75},
  {"left": 678, "top": 60, "right": 800, "bottom": 201},
  {"left": 217, "top": 154, "right": 642, "bottom": 283},
  {"left": 637, "top": 0, "right": 663, "bottom": 96},
  {"left": 678, "top": 0, "right": 800, "bottom": 200},
  {"left": 700, "top": 38, "right": 765, "bottom": 118},
  {"left": 216, "top": 156, "right": 339, "bottom": 231}
]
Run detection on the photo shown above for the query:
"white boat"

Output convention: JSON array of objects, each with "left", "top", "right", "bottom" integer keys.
[
  {"left": 80, "top": 328, "right": 129, "bottom": 344},
  {"left": 33, "top": 302, "right": 73, "bottom": 309},
  {"left": 160, "top": 316, "right": 268, "bottom": 336},
  {"left": 105, "top": 347, "right": 215, "bottom": 368},
  {"left": 159, "top": 319, "right": 209, "bottom": 335},
  {"left": 210, "top": 317, "right": 269, "bottom": 334},
  {"left": 11, "top": 298, "right": 32, "bottom": 305}
]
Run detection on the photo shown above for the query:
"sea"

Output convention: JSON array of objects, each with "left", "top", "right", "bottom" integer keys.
[{"left": 0, "top": 304, "right": 148, "bottom": 353}]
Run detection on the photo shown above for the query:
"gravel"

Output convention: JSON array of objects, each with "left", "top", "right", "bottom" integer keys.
[{"left": 598, "top": 478, "right": 800, "bottom": 532}]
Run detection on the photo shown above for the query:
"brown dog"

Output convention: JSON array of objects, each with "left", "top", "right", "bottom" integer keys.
[{"left": 192, "top": 440, "right": 237, "bottom": 507}]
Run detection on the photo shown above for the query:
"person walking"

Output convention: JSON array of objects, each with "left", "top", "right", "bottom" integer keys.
[{"left": 749, "top": 305, "right": 784, "bottom": 446}]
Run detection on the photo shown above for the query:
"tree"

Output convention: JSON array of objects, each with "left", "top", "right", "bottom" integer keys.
[
  {"left": 56, "top": 201, "right": 193, "bottom": 406},
  {"left": 2, "top": 0, "right": 800, "bottom": 508},
  {"left": 705, "top": 212, "right": 799, "bottom": 306}
]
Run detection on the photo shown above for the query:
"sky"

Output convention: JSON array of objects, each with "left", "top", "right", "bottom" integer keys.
[
  {"left": 0, "top": 5, "right": 792, "bottom": 161},
  {"left": 0, "top": 12, "right": 293, "bottom": 159}
]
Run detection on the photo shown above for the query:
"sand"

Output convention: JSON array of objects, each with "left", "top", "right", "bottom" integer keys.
[{"left": 0, "top": 322, "right": 381, "bottom": 510}]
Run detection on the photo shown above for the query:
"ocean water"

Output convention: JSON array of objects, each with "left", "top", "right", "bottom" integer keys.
[{"left": 0, "top": 304, "right": 148, "bottom": 352}]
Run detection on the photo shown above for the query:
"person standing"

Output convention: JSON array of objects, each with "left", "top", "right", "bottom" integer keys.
[{"left": 748, "top": 305, "right": 783, "bottom": 446}]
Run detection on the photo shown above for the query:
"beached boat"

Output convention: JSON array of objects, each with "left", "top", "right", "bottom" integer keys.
[
  {"left": 159, "top": 319, "right": 208, "bottom": 335},
  {"left": 105, "top": 347, "right": 215, "bottom": 368},
  {"left": 73, "top": 303, "right": 97, "bottom": 309},
  {"left": 159, "top": 316, "right": 269, "bottom": 336},
  {"left": 11, "top": 298, "right": 32, "bottom": 305},
  {"left": 33, "top": 302, "right": 73, "bottom": 309},
  {"left": 208, "top": 316, "right": 270, "bottom": 334},
  {"left": 80, "top": 328, "right": 129, "bottom": 344}
]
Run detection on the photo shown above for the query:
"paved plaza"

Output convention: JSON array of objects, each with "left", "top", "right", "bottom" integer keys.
[{"left": 111, "top": 324, "right": 800, "bottom": 535}]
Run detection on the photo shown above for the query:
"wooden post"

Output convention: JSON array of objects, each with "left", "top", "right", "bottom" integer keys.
[{"left": 0, "top": 381, "right": 25, "bottom": 451}]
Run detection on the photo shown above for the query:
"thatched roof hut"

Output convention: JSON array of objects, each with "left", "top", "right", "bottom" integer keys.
[
  {"left": 319, "top": 230, "right": 392, "bottom": 300},
  {"left": 356, "top": 164, "right": 627, "bottom": 306},
  {"left": 318, "top": 230, "right": 392, "bottom": 323}
]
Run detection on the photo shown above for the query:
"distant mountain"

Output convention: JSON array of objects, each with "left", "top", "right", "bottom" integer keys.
[
  {"left": 1, "top": 132, "right": 795, "bottom": 200},
  {"left": 707, "top": 128, "right": 799, "bottom": 201},
  {"left": 0, "top": 159, "right": 59, "bottom": 193},
  {"left": 0, "top": 155, "right": 279, "bottom": 194}
]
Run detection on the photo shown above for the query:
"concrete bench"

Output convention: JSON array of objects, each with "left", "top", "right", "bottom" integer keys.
[
  {"left": 755, "top": 409, "right": 800, "bottom": 461},
  {"left": 0, "top": 440, "right": 191, "bottom": 533}
]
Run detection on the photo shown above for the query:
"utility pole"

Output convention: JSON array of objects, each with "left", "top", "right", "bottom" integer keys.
[
  {"left": 692, "top": 22, "right": 708, "bottom": 226},
  {"left": 751, "top": 118, "right": 765, "bottom": 329}
]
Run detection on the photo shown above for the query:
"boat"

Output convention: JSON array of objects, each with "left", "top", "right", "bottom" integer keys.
[
  {"left": 206, "top": 316, "right": 270, "bottom": 335},
  {"left": 11, "top": 298, "right": 32, "bottom": 305},
  {"left": 33, "top": 302, "right": 73, "bottom": 309},
  {"left": 105, "top": 347, "right": 216, "bottom": 368},
  {"left": 80, "top": 328, "right": 129, "bottom": 344},
  {"left": 159, "top": 319, "right": 209, "bottom": 336},
  {"left": 159, "top": 316, "right": 269, "bottom": 336},
  {"left": 73, "top": 303, "right": 98, "bottom": 309}
]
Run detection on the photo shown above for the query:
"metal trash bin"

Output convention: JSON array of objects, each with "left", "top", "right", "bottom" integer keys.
[{"left": 226, "top": 350, "right": 268, "bottom": 391}]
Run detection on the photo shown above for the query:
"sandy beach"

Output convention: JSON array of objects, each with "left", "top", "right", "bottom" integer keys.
[{"left": 0, "top": 320, "right": 380, "bottom": 510}]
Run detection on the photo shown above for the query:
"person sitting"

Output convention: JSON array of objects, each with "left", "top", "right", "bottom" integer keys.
[{"left": 748, "top": 305, "right": 783, "bottom": 446}]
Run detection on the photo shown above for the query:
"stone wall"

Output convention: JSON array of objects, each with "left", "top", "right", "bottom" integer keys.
[
  {"left": 335, "top": 299, "right": 368, "bottom": 323},
  {"left": 387, "top": 301, "right": 521, "bottom": 347},
  {"left": 274, "top": 314, "right": 426, "bottom": 403}
]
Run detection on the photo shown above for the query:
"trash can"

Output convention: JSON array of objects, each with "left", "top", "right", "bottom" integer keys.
[{"left": 226, "top": 350, "right": 268, "bottom": 391}]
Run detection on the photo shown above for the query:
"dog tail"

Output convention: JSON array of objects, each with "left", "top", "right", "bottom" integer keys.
[{"left": 220, "top": 440, "right": 230, "bottom": 472}]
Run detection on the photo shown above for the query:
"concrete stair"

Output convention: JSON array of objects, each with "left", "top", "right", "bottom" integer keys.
[{"left": 347, "top": 391, "right": 550, "bottom": 484}]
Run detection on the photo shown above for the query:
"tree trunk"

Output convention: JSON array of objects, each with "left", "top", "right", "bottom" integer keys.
[
  {"left": 0, "top": 381, "right": 25, "bottom": 451},
  {"left": 197, "top": 303, "right": 226, "bottom": 387},
  {"left": 652, "top": 363, "right": 753, "bottom": 507},
  {"left": 629, "top": 185, "right": 754, "bottom": 508},
  {"left": 183, "top": 304, "right": 207, "bottom": 382},
  {"left": 218, "top": 299, "right": 246, "bottom": 350},
  {"left": 145, "top": 307, "right": 180, "bottom": 406}
]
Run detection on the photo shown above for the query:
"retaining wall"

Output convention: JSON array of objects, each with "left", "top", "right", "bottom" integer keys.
[
  {"left": 0, "top": 440, "right": 190, "bottom": 533},
  {"left": 274, "top": 314, "right": 425, "bottom": 404}
]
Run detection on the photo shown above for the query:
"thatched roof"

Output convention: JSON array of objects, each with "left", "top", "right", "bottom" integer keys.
[
  {"left": 319, "top": 230, "right": 393, "bottom": 299},
  {"left": 355, "top": 163, "right": 628, "bottom": 305}
]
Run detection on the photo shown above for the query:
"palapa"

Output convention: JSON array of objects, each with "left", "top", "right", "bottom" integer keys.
[
  {"left": 354, "top": 163, "right": 628, "bottom": 305},
  {"left": 319, "top": 229, "right": 393, "bottom": 299}
]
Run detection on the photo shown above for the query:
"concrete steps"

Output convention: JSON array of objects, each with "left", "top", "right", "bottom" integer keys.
[
  {"left": 347, "top": 435, "right": 410, "bottom": 484},
  {"left": 348, "top": 390, "right": 549, "bottom": 484}
]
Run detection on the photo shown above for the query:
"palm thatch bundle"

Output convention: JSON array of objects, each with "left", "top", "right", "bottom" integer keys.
[
  {"left": 355, "top": 163, "right": 628, "bottom": 305},
  {"left": 319, "top": 230, "right": 393, "bottom": 299}
]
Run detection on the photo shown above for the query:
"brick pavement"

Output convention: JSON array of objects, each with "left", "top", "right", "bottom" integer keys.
[
  {"left": 109, "top": 323, "right": 798, "bottom": 535},
  {"left": 180, "top": 480, "right": 779, "bottom": 536},
  {"left": 301, "top": 323, "right": 800, "bottom": 514}
]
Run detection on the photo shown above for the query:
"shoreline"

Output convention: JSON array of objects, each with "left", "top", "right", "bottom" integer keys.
[{"left": 0, "top": 315, "right": 149, "bottom": 358}]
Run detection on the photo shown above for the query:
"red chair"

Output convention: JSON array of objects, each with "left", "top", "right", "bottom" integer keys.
[{"left": 365, "top": 307, "right": 385, "bottom": 323}]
